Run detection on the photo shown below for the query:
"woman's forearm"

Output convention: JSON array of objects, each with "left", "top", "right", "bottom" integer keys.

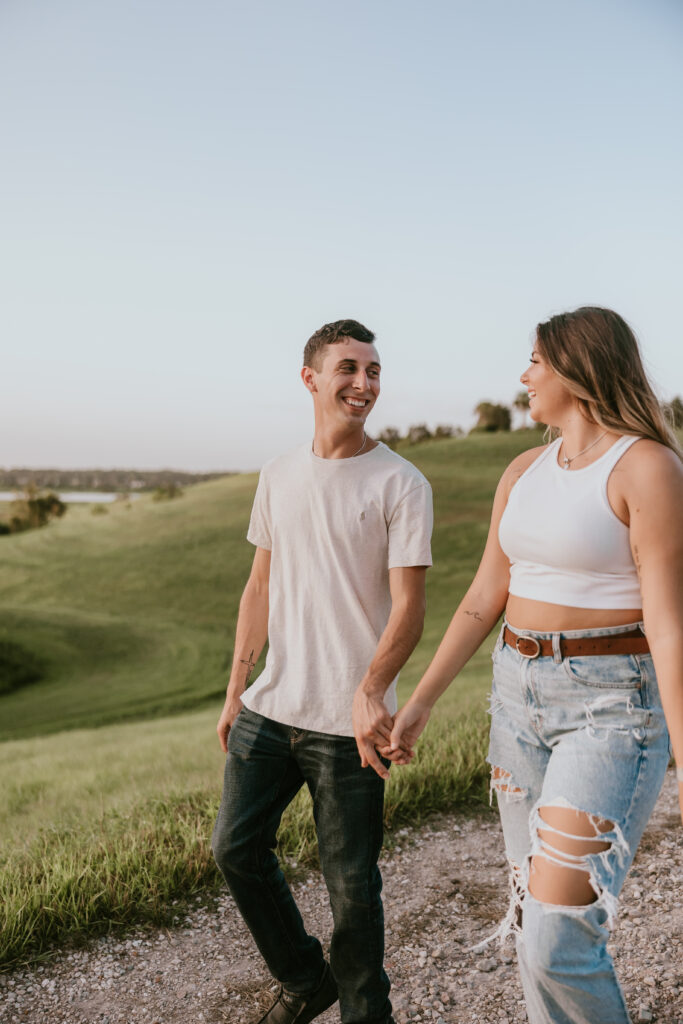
[{"left": 407, "top": 581, "right": 508, "bottom": 709}]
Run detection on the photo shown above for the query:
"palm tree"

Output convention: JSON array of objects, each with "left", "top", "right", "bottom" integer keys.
[{"left": 513, "top": 390, "right": 530, "bottom": 429}]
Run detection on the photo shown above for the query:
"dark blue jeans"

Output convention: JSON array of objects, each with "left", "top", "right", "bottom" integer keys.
[{"left": 211, "top": 707, "right": 392, "bottom": 1024}]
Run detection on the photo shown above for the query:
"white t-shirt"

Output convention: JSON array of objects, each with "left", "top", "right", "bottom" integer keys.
[{"left": 241, "top": 441, "right": 433, "bottom": 736}]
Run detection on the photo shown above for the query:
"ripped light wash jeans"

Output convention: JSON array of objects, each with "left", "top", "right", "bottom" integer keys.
[{"left": 487, "top": 621, "right": 670, "bottom": 1024}]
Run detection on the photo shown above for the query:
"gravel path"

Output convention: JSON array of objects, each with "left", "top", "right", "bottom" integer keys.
[{"left": 2, "top": 770, "right": 681, "bottom": 1024}]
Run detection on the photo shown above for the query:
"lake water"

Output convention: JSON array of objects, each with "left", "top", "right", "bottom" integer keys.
[{"left": 0, "top": 492, "right": 139, "bottom": 504}]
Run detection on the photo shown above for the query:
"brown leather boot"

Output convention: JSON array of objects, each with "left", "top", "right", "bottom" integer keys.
[{"left": 255, "top": 963, "right": 338, "bottom": 1024}]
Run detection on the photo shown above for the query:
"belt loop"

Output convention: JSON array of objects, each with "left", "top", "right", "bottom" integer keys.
[
  {"left": 495, "top": 622, "right": 505, "bottom": 653},
  {"left": 552, "top": 633, "right": 562, "bottom": 664}
]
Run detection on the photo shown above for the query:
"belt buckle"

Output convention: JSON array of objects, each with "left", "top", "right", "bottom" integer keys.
[{"left": 515, "top": 635, "right": 541, "bottom": 659}]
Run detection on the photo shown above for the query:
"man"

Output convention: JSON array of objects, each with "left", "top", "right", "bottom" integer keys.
[{"left": 212, "top": 319, "right": 433, "bottom": 1024}]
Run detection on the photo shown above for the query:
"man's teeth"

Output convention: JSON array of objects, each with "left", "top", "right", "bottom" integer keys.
[{"left": 345, "top": 398, "right": 366, "bottom": 407}]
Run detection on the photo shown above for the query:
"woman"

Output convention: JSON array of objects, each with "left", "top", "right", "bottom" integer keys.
[{"left": 388, "top": 307, "right": 683, "bottom": 1024}]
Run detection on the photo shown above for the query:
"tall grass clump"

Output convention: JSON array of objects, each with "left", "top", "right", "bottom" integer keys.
[
  {"left": 0, "top": 712, "right": 489, "bottom": 968},
  {"left": 0, "top": 792, "right": 221, "bottom": 969}
]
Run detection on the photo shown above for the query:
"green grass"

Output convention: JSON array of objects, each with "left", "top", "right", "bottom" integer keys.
[
  {"left": 0, "top": 432, "right": 538, "bottom": 967},
  {"left": 0, "top": 712, "right": 489, "bottom": 968}
]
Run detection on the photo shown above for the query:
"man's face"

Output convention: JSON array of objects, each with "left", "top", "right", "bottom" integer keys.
[{"left": 303, "top": 337, "right": 381, "bottom": 428}]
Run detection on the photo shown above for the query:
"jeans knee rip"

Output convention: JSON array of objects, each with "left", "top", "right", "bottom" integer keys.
[
  {"left": 527, "top": 798, "right": 629, "bottom": 930},
  {"left": 472, "top": 798, "right": 630, "bottom": 951}
]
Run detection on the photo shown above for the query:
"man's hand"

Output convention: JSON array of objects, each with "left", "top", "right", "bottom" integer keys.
[
  {"left": 352, "top": 686, "right": 394, "bottom": 780},
  {"left": 217, "top": 692, "right": 244, "bottom": 754}
]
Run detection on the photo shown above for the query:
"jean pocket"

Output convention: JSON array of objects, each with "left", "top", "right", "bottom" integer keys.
[{"left": 562, "top": 653, "right": 642, "bottom": 689}]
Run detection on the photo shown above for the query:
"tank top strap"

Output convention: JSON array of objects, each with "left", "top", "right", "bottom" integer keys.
[{"left": 598, "top": 435, "right": 641, "bottom": 478}]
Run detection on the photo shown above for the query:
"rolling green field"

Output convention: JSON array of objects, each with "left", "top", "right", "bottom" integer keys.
[{"left": 0, "top": 432, "right": 539, "bottom": 966}]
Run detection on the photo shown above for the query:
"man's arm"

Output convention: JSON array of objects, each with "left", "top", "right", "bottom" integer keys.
[
  {"left": 352, "top": 565, "right": 427, "bottom": 779},
  {"left": 216, "top": 546, "right": 271, "bottom": 753}
]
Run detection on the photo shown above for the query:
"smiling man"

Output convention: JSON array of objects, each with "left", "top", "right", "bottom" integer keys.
[{"left": 212, "top": 319, "right": 433, "bottom": 1024}]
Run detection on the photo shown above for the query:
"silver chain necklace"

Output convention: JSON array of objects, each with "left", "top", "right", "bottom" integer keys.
[
  {"left": 312, "top": 431, "right": 367, "bottom": 459},
  {"left": 560, "top": 432, "right": 607, "bottom": 469}
]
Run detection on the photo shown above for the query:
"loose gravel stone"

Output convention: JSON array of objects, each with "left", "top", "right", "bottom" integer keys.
[{"left": 1, "top": 771, "right": 681, "bottom": 1024}]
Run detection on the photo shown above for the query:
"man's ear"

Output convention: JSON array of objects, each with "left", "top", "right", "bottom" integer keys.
[{"left": 301, "top": 365, "right": 317, "bottom": 393}]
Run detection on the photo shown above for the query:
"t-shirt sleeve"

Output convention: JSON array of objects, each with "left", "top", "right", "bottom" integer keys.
[
  {"left": 246, "top": 471, "right": 272, "bottom": 550},
  {"left": 387, "top": 481, "right": 433, "bottom": 569}
]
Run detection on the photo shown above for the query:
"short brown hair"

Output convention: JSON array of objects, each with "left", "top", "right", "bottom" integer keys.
[{"left": 303, "top": 319, "right": 376, "bottom": 370}]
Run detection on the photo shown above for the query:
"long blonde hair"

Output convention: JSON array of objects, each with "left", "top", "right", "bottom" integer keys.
[{"left": 536, "top": 307, "right": 681, "bottom": 457}]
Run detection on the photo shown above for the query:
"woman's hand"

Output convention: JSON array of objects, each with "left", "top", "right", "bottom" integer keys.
[{"left": 384, "top": 700, "right": 433, "bottom": 762}]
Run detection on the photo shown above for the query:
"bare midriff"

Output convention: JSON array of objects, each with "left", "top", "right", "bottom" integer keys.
[{"left": 505, "top": 595, "right": 643, "bottom": 633}]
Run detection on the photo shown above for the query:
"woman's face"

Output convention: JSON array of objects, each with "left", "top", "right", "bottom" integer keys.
[{"left": 520, "top": 343, "right": 576, "bottom": 426}]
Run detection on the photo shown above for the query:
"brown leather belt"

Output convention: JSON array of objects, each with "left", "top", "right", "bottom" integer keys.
[{"left": 503, "top": 625, "right": 650, "bottom": 660}]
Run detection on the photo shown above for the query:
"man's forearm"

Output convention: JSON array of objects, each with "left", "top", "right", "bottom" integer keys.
[
  {"left": 359, "top": 601, "right": 425, "bottom": 697},
  {"left": 226, "top": 583, "right": 269, "bottom": 699}
]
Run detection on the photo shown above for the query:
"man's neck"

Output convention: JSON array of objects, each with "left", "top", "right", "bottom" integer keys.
[{"left": 312, "top": 426, "right": 376, "bottom": 460}]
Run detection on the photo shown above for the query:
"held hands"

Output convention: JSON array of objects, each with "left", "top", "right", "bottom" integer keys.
[
  {"left": 352, "top": 684, "right": 432, "bottom": 777},
  {"left": 352, "top": 686, "right": 395, "bottom": 780},
  {"left": 380, "top": 701, "right": 432, "bottom": 764}
]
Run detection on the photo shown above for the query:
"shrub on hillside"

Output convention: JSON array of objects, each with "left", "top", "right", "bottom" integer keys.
[
  {"left": 666, "top": 395, "right": 683, "bottom": 430},
  {"left": 377, "top": 427, "right": 402, "bottom": 449},
  {"left": 471, "top": 401, "right": 511, "bottom": 432},
  {"left": 152, "top": 483, "right": 184, "bottom": 502},
  {"left": 0, "top": 640, "right": 44, "bottom": 694},
  {"left": 406, "top": 423, "right": 432, "bottom": 444},
  {"left": 7, "top": 489, "right": 66, "bottom": 534}
]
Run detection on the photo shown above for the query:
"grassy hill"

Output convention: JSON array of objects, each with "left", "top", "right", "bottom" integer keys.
[
  {"left": 0, "top": 432, "right": 538, "bottom": 742},
  {"left": 0, "top": 432, "right": 541, "bottom": 966}
]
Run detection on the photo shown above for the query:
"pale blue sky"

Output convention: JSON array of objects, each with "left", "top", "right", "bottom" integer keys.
[{"left": 1, "top": 0, "right": 681, "bottom": 471}]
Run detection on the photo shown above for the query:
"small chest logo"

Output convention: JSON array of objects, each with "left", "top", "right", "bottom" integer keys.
[{"left": 359, "top": 511, "right": 366, "bottom": 521}]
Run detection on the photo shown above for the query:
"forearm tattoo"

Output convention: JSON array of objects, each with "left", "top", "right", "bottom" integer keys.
[
  {"left": 240, "top": 649, "right": 256, "bottom": 685},
  {"left": 464, "top": 609, "right": 484, "bottom": 622}
]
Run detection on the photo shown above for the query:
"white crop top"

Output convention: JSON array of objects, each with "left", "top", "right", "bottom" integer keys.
[{"left": 498, "top": 435, "right": 641, "bottom": 609}]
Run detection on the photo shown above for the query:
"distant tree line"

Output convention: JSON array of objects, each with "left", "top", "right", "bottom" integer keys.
[
  {"left": 0, "top": 468, "right": 232, "bottom": 492},
  {"left": 377, "top": 393, "right": 682, "bottom": 448}
]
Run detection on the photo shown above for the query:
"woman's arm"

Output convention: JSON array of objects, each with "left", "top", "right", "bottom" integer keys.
[
  {"left": 388, "top": 450, "right": 537, "bottom": 757},
  {"left": 622, "top": 441, "right": 683, "bottom": 821}
]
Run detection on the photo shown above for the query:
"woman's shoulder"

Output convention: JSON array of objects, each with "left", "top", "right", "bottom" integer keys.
[
  {"left": 506, "top": 442, "right": 551, "bottom": 479},
  {"left": 498, "top": 442, "right": 553, "bottom": 500},
  {"left": 614, "top": 436, "right": 683, "bottom": 498},
  {"left": 617, "top": 436, "right": 682, "bottom": 473}
]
